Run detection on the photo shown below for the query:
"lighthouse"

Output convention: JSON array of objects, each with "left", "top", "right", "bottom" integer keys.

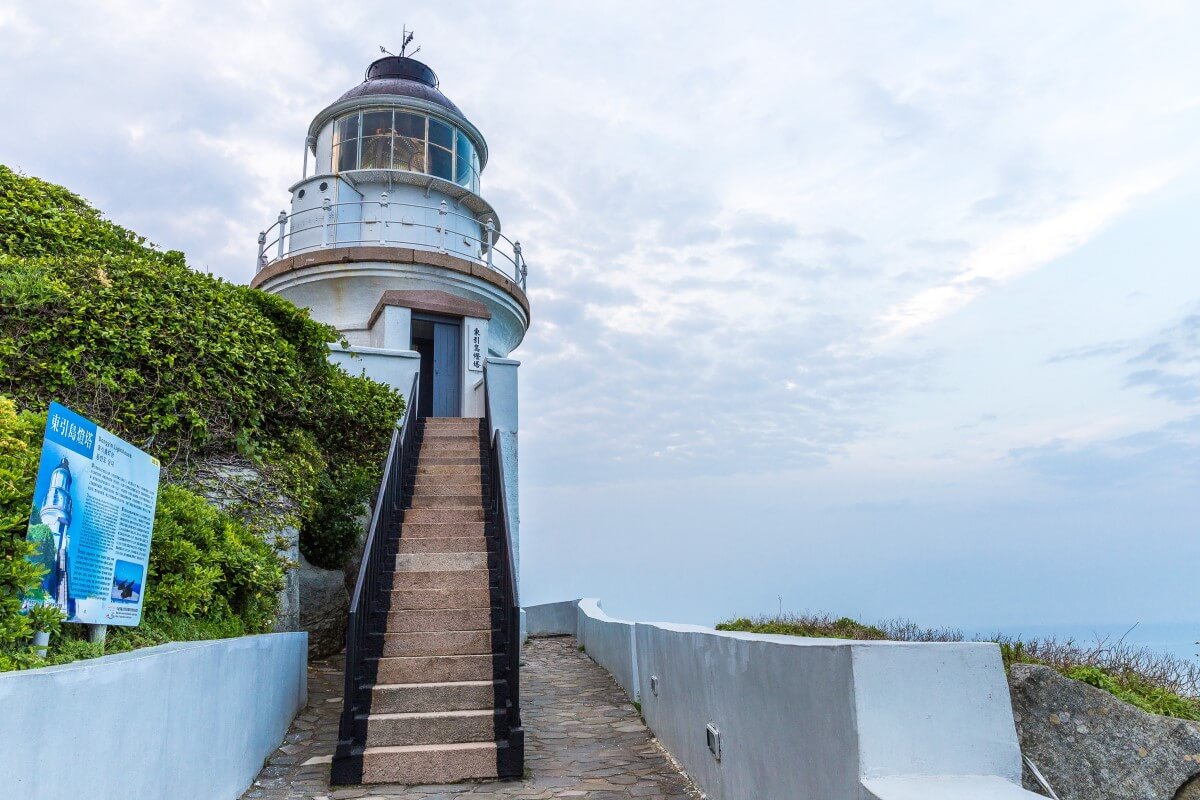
[
  {"left": 256, "top": 47, "right": 528, "bottom": 785},
  {"left": 251, "top": 51, "right": 528, "bottom": 417}
]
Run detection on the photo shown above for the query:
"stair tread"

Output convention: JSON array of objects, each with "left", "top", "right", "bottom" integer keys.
[
  {"left": 363, "top": 708, "right": 498, "bottom": 720},
  {"left": 360, "top": 741, "right": 498, "bottom": 755},
  {"left": 372, "top": 679, "right": 495, "bottom": 690}
]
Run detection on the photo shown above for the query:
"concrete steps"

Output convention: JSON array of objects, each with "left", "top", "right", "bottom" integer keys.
[
  {"left": 398, "top": 536, "right": 487, "bottom": 554},
  {"left": 397, "top": 522, "right": 485, "bottom": 538},
  {"left": 389, "top": 569, "right": 489, "bottom": 590},
  {"left": 388, "top": 587, "right": 492, "bottom": 610},
  {"left": 338, "top": 417, "right": 517, "bottom": 786},
  {"left": 370, "top": 653, "right": 495, "bottom": 684},
  {"left": 371, "top": 629, "right": 495, "bottom": 657},
  {"left": 369, "top": 680, "right": 498, "bottom": 714},
  {"left": 358, "top": 742, "right": 500, "bottom": 785},
  {"left": 379, "top": 607, "right": 493, "bottom": 633},
  {"left": 362, "top": 708, "right": 502, "bottom": 746}
]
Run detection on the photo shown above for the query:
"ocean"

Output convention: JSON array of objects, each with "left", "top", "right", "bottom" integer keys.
[{"left": 978, "top": 622, "right": 1199, "bottom": 663}]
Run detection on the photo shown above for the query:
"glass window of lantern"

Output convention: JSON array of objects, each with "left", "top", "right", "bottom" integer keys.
[
  {"left": 392, "top": 111, "right": 426, "bottom": 172},
  {"left": 429, "top": 145, "right": 453, "bottom": 181},
  {"left": 333, "top": 114, "right": 359, "bottom": 173},
  {"left": 428, "top": 117, "right": 454, "bottom": 150},
  {"left": 359, "top": 110, "right": 393, "bottom": 169},
  {"left": 455, "top": 130, "right": 473, "bottom": 187}
]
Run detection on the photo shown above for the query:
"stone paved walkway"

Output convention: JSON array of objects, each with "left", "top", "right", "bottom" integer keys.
[{"left": 242, "top": 636, "right": 701, "bottom": 799}]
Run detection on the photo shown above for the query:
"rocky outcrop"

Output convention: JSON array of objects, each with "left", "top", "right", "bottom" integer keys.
[
  {"left": 298, "top": 553, "right": 349, "bottom": 658},
  {"left": 1010, "top": 663, "right": 1200, "bottom": 799},
  {"left": 193, "top": 458, "right": 299, "bottom": 632}
]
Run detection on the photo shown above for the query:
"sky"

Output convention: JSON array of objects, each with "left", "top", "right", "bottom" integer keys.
[{"left": 2, "top": 2, "right": 1198, "bottom": 634}]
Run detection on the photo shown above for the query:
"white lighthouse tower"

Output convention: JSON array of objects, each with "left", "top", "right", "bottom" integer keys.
[
  {"left": 251, "top": 50, "right": 529, "bottom": 419},
  {"left": 256, "top": 46, "right": 529, "bottom": 785}
]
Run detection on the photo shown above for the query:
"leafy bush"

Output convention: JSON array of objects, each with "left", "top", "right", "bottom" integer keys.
[
  {"left": 0, "top": 398, "right": 62, "bottom": 669},
  {"left": 146, "top": 484, "right": 286, "bottom": 633},
  {"left": 0, "top": 165, "right": 404, "bottom": 568},
  {"left": 719, "top": 612, "right": 1200, "bottom": 720}
]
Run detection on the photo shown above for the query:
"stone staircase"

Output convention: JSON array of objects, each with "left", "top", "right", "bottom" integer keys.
[{"left": 339, "top": 417, "right": 522, "bottom": 785}]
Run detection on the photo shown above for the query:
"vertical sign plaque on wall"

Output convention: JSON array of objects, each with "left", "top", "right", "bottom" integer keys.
[
  {"left": 468, "top": 324, "right": 484, "bottom": 372},
  {"left": 23, "top": 402, "right": 161, "bottom": 626}
]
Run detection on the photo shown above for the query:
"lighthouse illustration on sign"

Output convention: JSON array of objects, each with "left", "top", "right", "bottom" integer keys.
[
  {"left": 252, "top": 40, "right": 529, "bottom": 571},
  {"left": 39, "top": 458, "right": 73, "bottom": 611}
]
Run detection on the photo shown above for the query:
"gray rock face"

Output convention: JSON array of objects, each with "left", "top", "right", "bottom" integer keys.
[
  {"left": 1009, "top": 663, "right": 1200, "bottom": 799},
  {"left": 299, "top": 553, "right": 349, "bottom": 658},
  {"left": 194, "top": 459, "right": 299, "bottom": 632}
]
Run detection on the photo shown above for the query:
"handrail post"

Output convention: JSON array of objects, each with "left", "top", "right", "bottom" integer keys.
[
  {"left": 438, "top": 200, "right": 448, "bottom": 253},
  {"left": 276, "top": 210, "right": 287, "bottom": 260},
  {"left": 379, "top": 192, "right": 389, "bottom": 245},
  {"left": 257, "top": 231, "right": 266, "bottom": 270},
  {"left": 485, "top": 219, "right": 495, "bottom": 271},
  {"left": 514, "top": 240, "right": 525, "bottom": 288},
  {"left": 322, "top": 197, "right": 332, "bottom": 246}
]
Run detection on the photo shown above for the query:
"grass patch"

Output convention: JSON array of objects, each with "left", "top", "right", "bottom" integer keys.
[{"left": 717, "top": 613, "right": 1200, "bottom": 721}]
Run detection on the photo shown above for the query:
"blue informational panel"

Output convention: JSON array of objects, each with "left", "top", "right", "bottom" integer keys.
[{"left": 23, "top": 402, "right": 161, "bottom": 626}]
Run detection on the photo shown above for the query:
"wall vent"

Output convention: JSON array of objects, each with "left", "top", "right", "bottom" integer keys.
[{"left": 706, "top": 722, "right": 721, "bottom": 761}]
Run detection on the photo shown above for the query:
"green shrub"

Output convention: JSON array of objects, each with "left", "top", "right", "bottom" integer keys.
[
  {"left": 143, "top": 484, "right": 286, "bottom": 633},
  {"left": 1064, "top": 666, "right": 1200, "bottom": 720},
  {"left": 0, "top": 164, "right": 404, "bottom": 569},
  {"left": 0, "top": 397, "right": 61, "bottom": 669}
]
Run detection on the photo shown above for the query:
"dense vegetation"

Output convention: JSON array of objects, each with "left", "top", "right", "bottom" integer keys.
[
  {"left": 0, "top": 165, "right": 404, "bottom": 669},
  {"left": 718, "top": 613, "right": 1200, "bottom": 721}
]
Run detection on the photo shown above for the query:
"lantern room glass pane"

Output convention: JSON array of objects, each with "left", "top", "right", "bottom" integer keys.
[
  {"left": 360, "top": 137, "right": 391, "bottom": 169},
  {"left": 455, "top": 131, "right": 473, "bottom": 186},
  {"left": 394, "top": 112, "right": 425, "bottom": 138},
  {"left": 333, "top": 142, "right": 357, "bottom": 173},
  {"left": 429, "top": 145, "right": 453, "bottom": 180},
  {"left": 429, "top": 118, "right": 453, "bottom": 149},
  {"left": 333, "top": 113, "right": 361, "bottom": 172},
  {"left": 393, "top": 135, "right": 425, "bottom": 172}
]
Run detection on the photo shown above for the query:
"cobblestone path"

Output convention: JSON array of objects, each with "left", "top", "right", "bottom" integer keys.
[{"left": 242, "top": 636, "right": 700, "bottom": 799}]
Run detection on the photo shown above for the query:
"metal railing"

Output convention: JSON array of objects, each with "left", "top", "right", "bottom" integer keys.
[
  {"left": 257, "top": 197, "right": 528, "bottom": 290},
  {"left": 483, "top": 365, "right": 523, "bottom": 763},
  {"left": 332, "top": 371, "right": 419, "bottom": 781}
]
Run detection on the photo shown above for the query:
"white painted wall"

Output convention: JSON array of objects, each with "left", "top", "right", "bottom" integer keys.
[
  {"left": 0, "top": 633, "right": 307, "bottom": 800},
  {"left": 328, "top": 344, "right": 420, "bottom": 398},
  {"left": 485, "top": 358, "right": 520, "bottom": 582},
  {"left": 576, "top": 598, "right": 639, "bottom": 701},
  {"left": 522, "top": 599, "right": 1042, "bottom": 800}
]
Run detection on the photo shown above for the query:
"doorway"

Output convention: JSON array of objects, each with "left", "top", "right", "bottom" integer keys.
[{"left": 411, "top": 316, "right": 462, "bottom": 418}]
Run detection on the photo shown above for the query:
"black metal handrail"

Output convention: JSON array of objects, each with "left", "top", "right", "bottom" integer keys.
[
  {"left": 336, "top": 371, "right": 420, "bottom": 750},
  {"left": 483, "top": 366, "right": 522, "bottom": 738}
]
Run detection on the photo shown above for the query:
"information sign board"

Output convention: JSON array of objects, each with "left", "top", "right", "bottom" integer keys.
[{"left": 23, "top": 402, "right": 161, "bottom": 626}]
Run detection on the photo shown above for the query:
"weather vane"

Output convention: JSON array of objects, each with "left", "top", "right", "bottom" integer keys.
[{"left": 381, "top": 26, "right": 420, "bottom": 59}]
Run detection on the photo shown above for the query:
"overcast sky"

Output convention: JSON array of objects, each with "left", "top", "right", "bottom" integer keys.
[{"left": 3, "top": 2, "right": 1198, "bottom": 632}]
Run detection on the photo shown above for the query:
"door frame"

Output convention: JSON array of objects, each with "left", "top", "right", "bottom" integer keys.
[{"left": 413, "top": 312, "right": 463, "bottom": 418}]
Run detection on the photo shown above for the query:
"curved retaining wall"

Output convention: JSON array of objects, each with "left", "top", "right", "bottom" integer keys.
[
  {"left": 0, "top": 632, "right": 307, "bottom": 800},
  {"left": 523, "top": 599, "right": 1040, "bottom": 800}
]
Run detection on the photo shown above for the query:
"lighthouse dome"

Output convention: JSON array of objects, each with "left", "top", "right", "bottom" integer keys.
[{"left": 334, "top": 56, "right": 464, "bottom": 118}]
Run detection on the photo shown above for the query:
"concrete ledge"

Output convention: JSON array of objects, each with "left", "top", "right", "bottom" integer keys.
[
  {"left": 523, "top": 599, "right": 580, "bottom": 638},
  {"left": 0, "top": 632, "right": 307, "bottom": 800},
  {"left": 576, "top": 599, "right": 639, "bottom": 701},
  {"left": 524, "top": 599, "right": 1042, "bottom": 800},
  {"left": 251, "top": 244, "right": 530, "bottom": 320}
]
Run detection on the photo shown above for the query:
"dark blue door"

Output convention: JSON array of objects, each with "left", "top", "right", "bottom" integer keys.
[{"left": 432, "top": 321, "right": 461, "bottom": 417}]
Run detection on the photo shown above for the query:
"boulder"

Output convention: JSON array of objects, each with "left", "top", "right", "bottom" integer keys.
[
  {"left": 298, "top": 552, "right": 349, "bottom": 658},
  {"left": 1009, "top": 663, "right": 1200, "bottom": 799}
]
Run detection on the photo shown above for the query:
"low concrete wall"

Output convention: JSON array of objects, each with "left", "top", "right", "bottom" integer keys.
[
  {"left": 525, "top": 599, "right": 1041, "bottom": 800},
  {"left": 523, "top": 599, "right": 580, "bottom": 637},
  {"left": 576, "top": 599, "right": 639, "bottom": 701},
  {"left": 0, "top": 632, "right": 307, "bottom": 800}
]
